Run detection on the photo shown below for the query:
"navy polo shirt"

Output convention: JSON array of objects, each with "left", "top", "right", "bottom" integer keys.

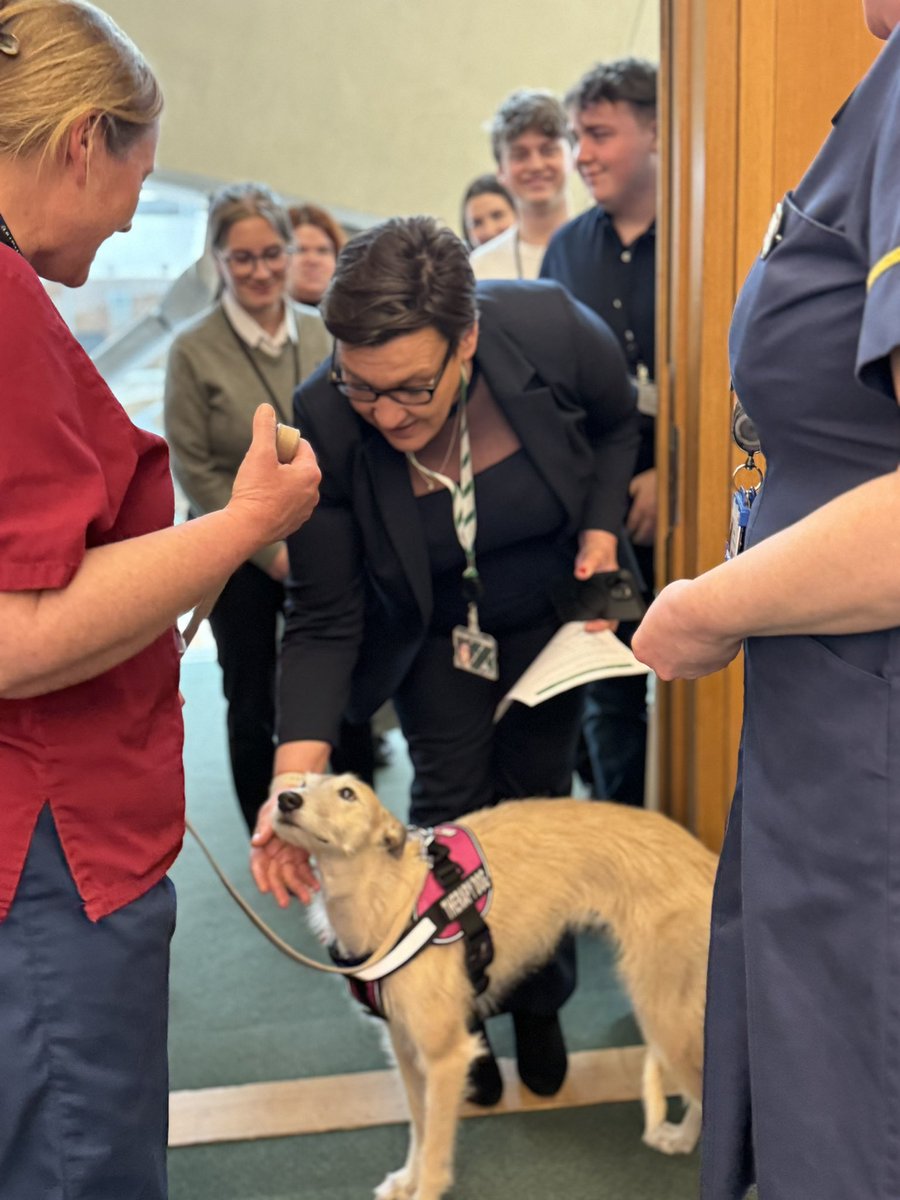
[{"left": 541, "top": 207, "right": 656, "bottom": 473}]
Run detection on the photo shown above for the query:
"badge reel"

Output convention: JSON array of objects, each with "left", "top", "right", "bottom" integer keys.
[
  {"left": 634, "top": 363, "right": 659, "bottom": 418},
  {"left": 452, "top": 570, "right": 499, "bottom": 681},
  {"left": 726, "top": 454, "right": 764, "bottom": 561}
]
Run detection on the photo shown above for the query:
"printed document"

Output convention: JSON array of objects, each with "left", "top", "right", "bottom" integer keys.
[{"left": 495, "top": 624, "right": 650, "bottom": 722}]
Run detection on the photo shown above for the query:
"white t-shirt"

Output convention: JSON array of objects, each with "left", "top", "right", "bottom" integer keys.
[{"left": 469, "top": 226, "right": 545, "bottom": 281}]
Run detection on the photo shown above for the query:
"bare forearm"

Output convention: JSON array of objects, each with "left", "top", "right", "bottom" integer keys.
[
  {"left": 273, "top": 740, "right": 332, "bottom": 777},
  {"left": 0, "top": 508, "right": 261, "bottom": 697},
  {"left": 685, "top": 467, "right": 900, "bottom": 641},
  {"left": 0, "top": 404, "right": 321, "bottom": 698}
]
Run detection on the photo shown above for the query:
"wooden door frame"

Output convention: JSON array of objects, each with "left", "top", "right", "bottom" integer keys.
[{"left": 655, "top": 0, "right": 879, "bottom": 849}]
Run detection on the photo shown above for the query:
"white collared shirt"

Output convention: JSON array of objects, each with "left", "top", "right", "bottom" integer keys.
[
  {"left": 469, "top": 226, "right": 545, "bottom": 282},
  {"left": 221, "top": 291, "right": 297, "bottom": 358}
]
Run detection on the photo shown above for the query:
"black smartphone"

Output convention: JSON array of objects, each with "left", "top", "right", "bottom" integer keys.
[{"left": 551, "top": 569, "right": 646, "bottom": 623}]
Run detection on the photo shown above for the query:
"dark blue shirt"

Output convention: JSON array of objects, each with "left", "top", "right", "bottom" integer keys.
[{"left": 541, "top": 207, "right": 656, "bottom": 474}]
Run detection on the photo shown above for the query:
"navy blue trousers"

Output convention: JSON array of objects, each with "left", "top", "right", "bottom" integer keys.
[{"left": 0, "top": 806, "right": 176, "bottom": 1200}]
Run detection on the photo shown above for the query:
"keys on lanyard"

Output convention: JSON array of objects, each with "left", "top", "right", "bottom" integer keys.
[{"left": 726, "top": 454, "right": 764, "bottom": 560}]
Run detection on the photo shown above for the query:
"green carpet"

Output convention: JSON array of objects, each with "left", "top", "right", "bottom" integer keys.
[
  {"left": 171, "top": 1106, "right": 701, "bottom": 1200},
  {"left": 169, "top": 656, "right": 701, "bottom": 1199}
]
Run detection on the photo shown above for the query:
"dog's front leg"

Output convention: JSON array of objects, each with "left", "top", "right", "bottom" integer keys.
[
  {"left": 412, "top": 1034, "right": 475, "bottom": 1200},
  {"left": 375, "top": 1028, "right": 426, "bottom": 1200}
]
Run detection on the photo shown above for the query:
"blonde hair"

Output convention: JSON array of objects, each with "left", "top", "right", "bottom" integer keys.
[{"left": 0, "top": 0, "right": 162, "bottom": 162}]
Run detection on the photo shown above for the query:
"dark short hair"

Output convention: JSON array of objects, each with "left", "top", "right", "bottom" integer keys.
[
  {"left": 565, "top": 58, "right": 657, "bottom": 119},
  {"left": 460, "top": 174, "right": 516, "bottom": 247},
  {"left": 488, "top": 88, "right": 570, "bottom": 164},
  {"left": 320, "top": 216, "right": 478, "bottom": 350}
]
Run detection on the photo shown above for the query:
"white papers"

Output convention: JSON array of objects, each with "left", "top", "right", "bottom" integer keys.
[{"left": 494, "top": 624, "right": 650, "bottom": 722}]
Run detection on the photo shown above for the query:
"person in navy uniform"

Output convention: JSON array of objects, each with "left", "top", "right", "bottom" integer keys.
[{"left": 634, "top": 5, "right": 900, "bottom": 1196}]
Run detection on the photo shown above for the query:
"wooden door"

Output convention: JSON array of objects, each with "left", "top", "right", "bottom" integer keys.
[{"left": 657, "top": 0, "right": 879, "bottom": 847}]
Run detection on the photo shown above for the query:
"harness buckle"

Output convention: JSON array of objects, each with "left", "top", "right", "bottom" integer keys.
[{"left": 428, "top": 839, "right": 464, "bottom": 890}]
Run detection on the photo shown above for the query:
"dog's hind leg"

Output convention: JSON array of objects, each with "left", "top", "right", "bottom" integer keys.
[
  {"left": 640, "top": 1047, "right": 669, "bottom": 1147},
  {"left": 641, "top": 1046, "right": 701, "bottom": 1155}
]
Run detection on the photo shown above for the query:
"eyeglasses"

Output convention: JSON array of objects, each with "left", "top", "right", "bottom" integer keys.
[
  {"left": 217, "top": 244, "right": 293, "bottom": 275},
  {"left": 329, "top": 342, "right": 455, "bottom": 407}
]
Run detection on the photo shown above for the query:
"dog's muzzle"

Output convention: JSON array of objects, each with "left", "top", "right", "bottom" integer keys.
[{"left": 277, "top": 791, "right": 303, "bottom": 814}]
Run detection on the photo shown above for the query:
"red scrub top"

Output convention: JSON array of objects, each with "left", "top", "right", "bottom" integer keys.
[{"left": 0, "top": 245, "right": 185, "bottom": 922}]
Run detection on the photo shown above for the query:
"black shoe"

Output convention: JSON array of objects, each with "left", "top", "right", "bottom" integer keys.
[
  {"left": 466, "top": 1023, "right": 503, "bottom": 1107},
  {"left": 512, "top": 1011, "right": 568, "bottom": 1096}
]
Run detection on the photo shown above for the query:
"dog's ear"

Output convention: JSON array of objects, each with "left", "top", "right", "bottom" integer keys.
[{"left": 380, "top": 811, "right": 408, "bottom": 857}]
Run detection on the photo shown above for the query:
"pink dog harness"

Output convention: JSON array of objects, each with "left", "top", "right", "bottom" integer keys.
[{"left": 329, "top": 823, "right": 494, "bottom": 1019}]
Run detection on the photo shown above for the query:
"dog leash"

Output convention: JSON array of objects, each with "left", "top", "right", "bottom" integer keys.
[
  {"left": 180, "top": 422, "right": 429, "bottom": 974},
  {"left": 180, "top": 426, "right": 423, "bottom": 977},
  {"left": 180, "top": 420, "right": 453, "bottom": 974},
  {"left": 183, "top": 815, "right": 423, "bottom": 977}
]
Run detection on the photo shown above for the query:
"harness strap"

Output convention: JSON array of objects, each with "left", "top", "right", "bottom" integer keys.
[
  {"left": 457, "top": 905, "right": 494, "bottom": 996},
  {"left": 426, "top": 838, "right": 494, "bottom": 995},
  {"left": 335, "top": 827, "right": 495, "bottom": 1019},
  {"left": 328, "top": 945, "right": 385, "bottom": 1018}
]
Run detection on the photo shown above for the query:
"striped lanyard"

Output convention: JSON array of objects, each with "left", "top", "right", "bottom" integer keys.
[{"left": 407, "top": 372, "right": 485, "bottom": 633}]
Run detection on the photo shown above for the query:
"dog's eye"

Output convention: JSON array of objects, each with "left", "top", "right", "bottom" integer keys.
[{"left": 338, "top": 787, "right": 356, "bottom": 801}]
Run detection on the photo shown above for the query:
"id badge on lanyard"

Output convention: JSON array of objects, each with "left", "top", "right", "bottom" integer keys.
[{"left": 407, "top": 377, "right": 500, "bottom": 681}]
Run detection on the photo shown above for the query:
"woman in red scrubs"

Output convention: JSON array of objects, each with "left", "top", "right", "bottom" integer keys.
[{"left": 0, "top": 4, "right": 320, "bottom": 1197}]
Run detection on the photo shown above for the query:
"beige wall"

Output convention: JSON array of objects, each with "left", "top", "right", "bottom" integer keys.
[{"left": 101, "top": 0, "right": 659, "bottom": 231}]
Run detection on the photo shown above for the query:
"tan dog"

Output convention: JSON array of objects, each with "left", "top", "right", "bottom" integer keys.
[{"left": 273, "top": 773, "right": 717, "bottom": 1200}]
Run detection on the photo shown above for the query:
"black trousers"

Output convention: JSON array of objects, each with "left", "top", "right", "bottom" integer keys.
[
  {"left": 209, "top": 562, "right": 376, "bottom": 832},
  {"left": 208, "top": 561, "right": 284, "bottom": 832},
  {"left": 394, "top": 619, "right": 583, "bottom": 1016}
]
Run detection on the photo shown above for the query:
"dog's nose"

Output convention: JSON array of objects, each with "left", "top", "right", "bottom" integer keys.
[{"left": 277, "top": 790, "right": 304, "bottom": 813}]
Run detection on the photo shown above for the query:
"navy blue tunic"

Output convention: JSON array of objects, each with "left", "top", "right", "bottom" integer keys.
[{"left": 704, "top": 29, "right": 900, "bottom": 1200}]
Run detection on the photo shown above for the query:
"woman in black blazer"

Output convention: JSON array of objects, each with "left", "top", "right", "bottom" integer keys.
[{"left": 253, "top": 216, "right": 639, "bottom": 1102}]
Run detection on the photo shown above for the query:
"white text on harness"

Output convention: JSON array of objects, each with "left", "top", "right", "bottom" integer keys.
[{"left": 439, "top": 867, "right": 491, "bottom": 922}]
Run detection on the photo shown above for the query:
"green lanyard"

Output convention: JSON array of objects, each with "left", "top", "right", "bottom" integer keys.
[{"left": 407, "top": 372, "right": 485, "bottom": 635}]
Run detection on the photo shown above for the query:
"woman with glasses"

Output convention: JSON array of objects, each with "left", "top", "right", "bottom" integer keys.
[
  {"left": 251, "top": 215, "right": 639, "bottom": 1105},
  {"left": 164, "top": 182, "right": 330, "bottom": 831}
]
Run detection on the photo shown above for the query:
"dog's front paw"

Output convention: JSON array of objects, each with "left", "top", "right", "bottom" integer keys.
[
  {"left": 374, "top": 1168, "right": 417, "bottom": 1200},
  {"left": 643, "top": 1119, "right": 700, "bottom": 1156}
]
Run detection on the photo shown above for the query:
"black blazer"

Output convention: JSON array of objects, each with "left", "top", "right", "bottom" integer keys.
[{"left": 278, "top": 279, "right": 638, "bottom": 745}]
